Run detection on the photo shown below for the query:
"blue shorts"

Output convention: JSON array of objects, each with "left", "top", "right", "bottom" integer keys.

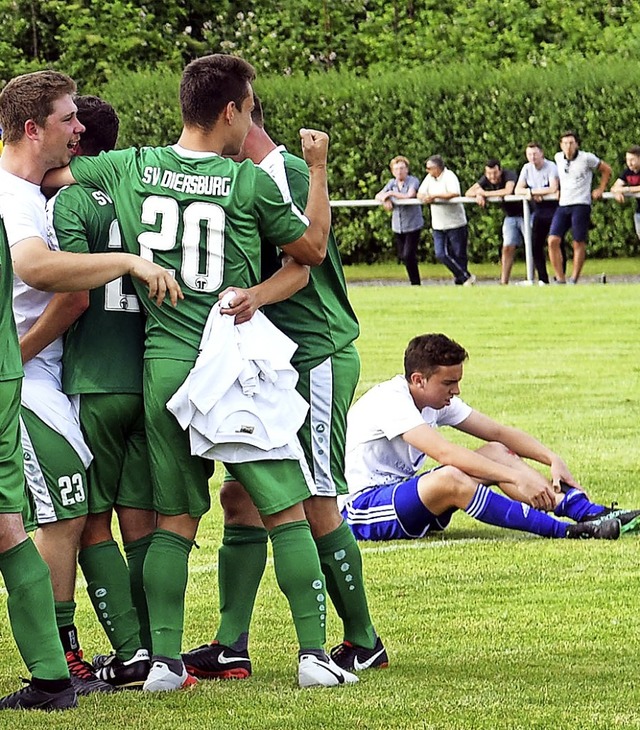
[
  {"left": 341, "top": 474, "right": 455, "bottom": 541},
  {"left": 549, "top": 204, "right": 591, "bottom": 243},
  {"left": 502, "top": 216, "right": 527, "bottom": 247}
]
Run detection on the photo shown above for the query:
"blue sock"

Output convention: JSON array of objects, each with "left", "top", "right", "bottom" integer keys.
[
  {"left": 465, "top": 485, "right": 568, "bottom": 538},
  {"left": 554, "top": 488, "right": 605, "bottom": 521}
]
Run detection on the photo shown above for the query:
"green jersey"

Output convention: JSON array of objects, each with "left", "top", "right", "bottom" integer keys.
[
  {"left": 70, "top": 146, "right": 308, "bottom": 362},
  {"left": 0, "top": 221, "right": 23, "bottom": 381},
  {"left": 261, "top": 150, "right": 359, "bottom": 371},
  {"left": 50, "top": 185, "right": 145, "bottom": 394}
]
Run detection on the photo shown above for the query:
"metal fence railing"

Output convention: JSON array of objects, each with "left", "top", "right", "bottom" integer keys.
[{"left": 330, "top": 192, "right": 640, "bottom": 282}]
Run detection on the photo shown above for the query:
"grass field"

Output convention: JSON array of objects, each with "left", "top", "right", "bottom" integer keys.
[{"left": 2, "top": 278, "right": 640, "bottom": 729}]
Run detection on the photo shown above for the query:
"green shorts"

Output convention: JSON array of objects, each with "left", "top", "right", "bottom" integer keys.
[
  {"left": 225, "top": 458, "right": 313, "bottom": 516},
  {"left": 21, "top": 406, "right": 89, "bottom": 530},
  {"left": 296, "top": 343, "right": 360, "bottom": 497},
  {"left": 144, "top": 359, "right": 214, "bottom": 518},
  {"left": 75, "top": 393, "right": 154, "bottom": 514},
  {"left": 0, "top": 378, "right": 27, "bottom": 514}
]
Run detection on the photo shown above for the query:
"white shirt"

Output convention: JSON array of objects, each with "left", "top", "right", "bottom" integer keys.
[
  {"left": 167, "top": 293, "right": 310, "bottom": 464},
  {"left": 343, "top": 375, "right": 472, "bottom": 498},
  {"left": 0, "top": 168, "right": 91, "bottom": 467},
  {"left": 417, "top": 168, "right": 467, "bottom": 230},
  {"left": 554, "top": 150, "right": 600, "bottom": 206},
  {"left": 517, "top": 159, "right": 559, "bottom": 191},
  {"left": 0, "top": 168, "right": 63, "bottom": 377}
]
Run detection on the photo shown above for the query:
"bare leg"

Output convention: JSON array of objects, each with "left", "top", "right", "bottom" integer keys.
[
  {"left": 571, "top": 240, "right": 586, "bottom": 282},
  {"left": 34, "top": 516, "right": 86, "bottom": 602},
  {"left": 500, "top": 245, "right": 517, "bottom": 285},
  {"left": 548, "top": 235, "right": 565, "bottom": 282}
]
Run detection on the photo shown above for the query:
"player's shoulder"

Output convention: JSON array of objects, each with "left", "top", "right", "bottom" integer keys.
[{"left": 281, "top": 150, "right": 309, "bottom": 175}]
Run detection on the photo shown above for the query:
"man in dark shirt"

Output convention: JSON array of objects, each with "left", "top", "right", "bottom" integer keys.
[
  {"left": 466, "top": 159, "right": 525, "bottom": 285},
  {"left": 611, "top": 145, "right": 640, "bottom": 242}
]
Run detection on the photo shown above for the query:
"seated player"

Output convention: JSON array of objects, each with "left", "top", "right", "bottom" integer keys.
[{"left": 341, "top": 333, "right": 639, "bottom": 542}]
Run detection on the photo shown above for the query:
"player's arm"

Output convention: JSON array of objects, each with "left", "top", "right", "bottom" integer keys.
[
  {"left": 218, "top": 255, "right": 310, "bottom": 325},
  {"left": 279, "top": 129, "right": 330, "bottom": 266},
  {"left": 402, "top": 422, "right": 555, "bottom": 510},
  {"left": 454, "top": 410, "right": 580, "bottom": 491},
  {"left": 11, "top": 237, "right": 183, "bottom": 306},
  {"left": 41, "top": 165, "right": 77, "bottom": 194},
  {"left": 592, "top": 160, "right": 612, "bottom": 200},
  {"left": 20, "top": 291, "right": 89, "bottom": 363}
]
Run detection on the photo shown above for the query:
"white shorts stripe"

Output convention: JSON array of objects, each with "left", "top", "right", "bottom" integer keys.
[
  {"left": 20, "top": 416, "right": 57, "bottom": 524},
  {"left": 308, "top": 358, "right": 335, "bottom": 496}
]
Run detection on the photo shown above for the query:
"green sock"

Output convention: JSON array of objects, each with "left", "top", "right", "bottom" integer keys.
[
  {"left": 269, "top": 520, "right": 326, "bottom": 651},
  {"left": 124, "top": 533, "right": 152, "bottom": 652},
  {"left": 0, "top": 538, "right": 69, "bottom": 680},
  {"left": 143, "top": 529, "right": 193, "bottom": 659},
  {"left": 315, "top": 521, "right": 377, "bottom": 649},
  {"left": 215, "top": 525, "right": 268, "bottom": 649},
  {"left": 79, "top": 539, "right": 141, "bottom": 661}
]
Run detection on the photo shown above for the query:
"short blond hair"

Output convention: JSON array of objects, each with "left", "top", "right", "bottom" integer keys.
[{"left": 389, "top": 155, "right": 410, "bottom": 173}]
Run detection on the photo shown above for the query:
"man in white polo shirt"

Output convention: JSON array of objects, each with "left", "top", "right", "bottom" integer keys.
[
  {"left": 417, "top": 156, "right": 475, "bottom": 285},
  {"left": 548, "top": 131, "right": 611, "bottom": 284}
]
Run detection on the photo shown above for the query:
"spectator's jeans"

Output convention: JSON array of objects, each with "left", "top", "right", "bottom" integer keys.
[
  {"left": 394, "top": 228, "right": 422, "bottom": 285},
  {"left": 432, "top": 225, "right": 471, "bottom": 284},
  {"left": 634, "top": 212, "right": 640, "bottom": 240}
]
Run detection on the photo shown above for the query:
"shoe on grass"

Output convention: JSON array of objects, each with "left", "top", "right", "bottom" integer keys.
[{"left": 182, "top": 640, "right": 251, "bottom": 680}]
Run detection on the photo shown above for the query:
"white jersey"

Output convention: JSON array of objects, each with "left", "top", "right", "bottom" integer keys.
[
  {"left": 343, "top": 374, "right": 472, "bottom": 498},
  {"left": 0, "top": 168, "right": 62, "bottom": 378}
]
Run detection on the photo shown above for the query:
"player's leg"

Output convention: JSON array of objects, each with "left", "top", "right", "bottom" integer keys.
[
  {"left": 414, "top": 465, "right": 611, "bottom": 538},
  {"left": 141, "top": 359, "right": 209, "bottom": 692},
  {"left": 473, "top": 440, "right": 613, "bottom": 522},
  {"left": 182, "top": 478, "right": 265, "bottom": 680},
  {"left": 228, "top": 458, "right": 357, "bottom": 687},
  {"left": 21, "top": 407, "right": 115, "bottom": 696},
  {"left": 75, "top": 393, "right": 152, "bottom": 687},
  {"left": 297, "top": 347, "right": 383, "bottom": 667},
  {"left": 0, "top": 381, "right": 76, "bottom": 711}
]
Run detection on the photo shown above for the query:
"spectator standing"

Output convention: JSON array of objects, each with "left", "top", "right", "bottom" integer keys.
[
  {"left": 375, "top": 156, "right": 424, "bottom": 285},
  {"left": 417, "top": 155, "right": 474, "bottom": 286},
  {"left": 548, "top": 131, "right": 612, "bottom": 284},
  {"left": 611, "top": 145, "right": 640, "bottom": 243},
  {"left": 466, "top": 159, "right": 524, "bottom": 285},
  {"left": 515, "top": 142, "right": 562, "bottom": 285}
]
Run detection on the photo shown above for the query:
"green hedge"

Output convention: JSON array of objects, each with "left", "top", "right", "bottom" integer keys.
[{"left": 102, "top": 61, "right": 640, "bottom": 263}]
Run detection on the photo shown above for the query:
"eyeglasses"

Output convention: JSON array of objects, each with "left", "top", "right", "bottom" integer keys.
[{"left": 564, "top": 160, "right": 571, "bottom": 173}]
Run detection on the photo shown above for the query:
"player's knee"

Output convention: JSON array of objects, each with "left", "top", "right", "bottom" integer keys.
[
  {"left": 479, "top": 441, "right": 514, "bottom": 462},
  {"left": 220, "top": 481, "right": 257, "bottom": 524}
]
